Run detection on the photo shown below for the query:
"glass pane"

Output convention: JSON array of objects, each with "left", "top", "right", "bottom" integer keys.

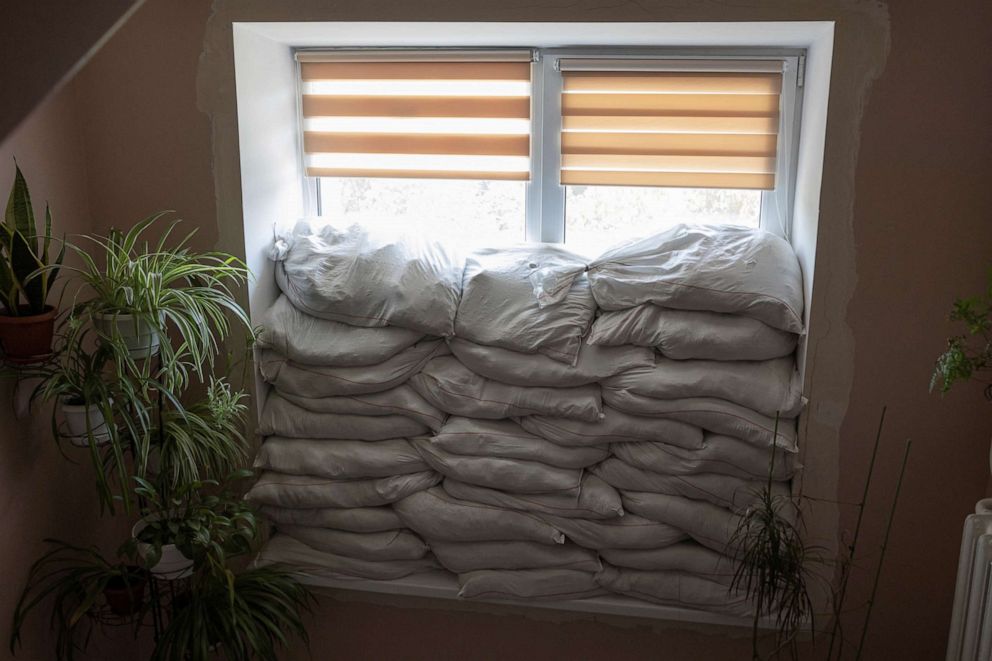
[
  {"left": 319, "top": 177, "right": 526, "bottom": 248},
  {"left": 565, "top": 185, "right": 762, "bottom": 257}
]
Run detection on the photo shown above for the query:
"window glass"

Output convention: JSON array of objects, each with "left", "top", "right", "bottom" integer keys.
[
  {"left": 318, "top": 177, "right": 526, "bottom": 247},
  {"left": 564, "top": 185, "right": 761, "bottom": 257}
]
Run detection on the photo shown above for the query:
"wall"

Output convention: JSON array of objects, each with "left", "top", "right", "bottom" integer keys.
[
  {"left": 41, "top": 0, "right": 992, "bottom": 659},
  {"left": 0, "top": 86, "right": 136, "bottom": 661}
]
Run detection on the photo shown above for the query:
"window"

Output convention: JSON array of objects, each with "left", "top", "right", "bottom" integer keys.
[{"left": 299, "top": 49, "right": 803, "bottom": 253}]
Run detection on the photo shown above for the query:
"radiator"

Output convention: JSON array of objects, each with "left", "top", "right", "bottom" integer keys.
[{"left": 947, "top": 499, "right": 992, "bottom": 661}]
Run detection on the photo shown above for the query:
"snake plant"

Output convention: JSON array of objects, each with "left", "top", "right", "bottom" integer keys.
[{"left": 0, "top": 165, "right": 64, "bottom": 315}]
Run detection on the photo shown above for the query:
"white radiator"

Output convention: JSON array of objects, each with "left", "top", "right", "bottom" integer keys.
[{"left": 947, "top": 499, "right": 992, "bottom": 661}]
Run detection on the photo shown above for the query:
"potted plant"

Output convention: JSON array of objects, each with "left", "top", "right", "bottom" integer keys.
[
  {"left": 153, "top": 565, "right": 313, "bottom": 661},
  {"left": 0, "top": 165, "right": 65, "bottom": 363},
  {"left": 127, "top": 472, "right": 259, "bottom": 580},
  {"left": 65, "top": 212, "right": 249, "bottom": 389},
  {"left": 10, "top": 541, "right": 148, "bottom": 660}
]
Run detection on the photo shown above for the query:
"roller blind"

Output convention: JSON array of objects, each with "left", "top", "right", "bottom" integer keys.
[
  {"left": 558, "top": 59, "right": 783, "bottom": 190},
  {"left": 298, "top": 51, "right": 533, "bottom": 181}
]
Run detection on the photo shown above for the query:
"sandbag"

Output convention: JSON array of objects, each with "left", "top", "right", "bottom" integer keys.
[
  {"left": 600, "top": 543, "right": 737, "bottom": 586},
  {"left": 448, "top": 337, "right": 654, "bottom": 387},
  {"left": 433, "top": 417, "right": 607, "bottom": 469},
  {"left": 430, "top": 540, "right": 602, "bottom": 573},
  {"left": 254, "top": 437, "right": 429, "bottom": 479},
  {"left": 458, "top": 569, "right": 604, "bottom": 601},
  {"left": 258, "top": 505, "right": 403, "bottom": 533},
  {"left": 258, "top": 393, "right": 429, "bottom": 440},
  {"left": 246, "top": 470, "right": 440, "bottom": 509},
  {"left": 621, "top": 491, "right": 741, "bottom": 554},
  {"left": 609, "top": 435, "right": 799, "bottom": 481},
  {"left": 595, "top": 565, "right": 752, "bottom": 616},
  {"left": 272, "top": 221, "right": 462, "bottom": 336},
  {"left": 279, "top": 385, "right": 446, "bottom": 432},
  {"left": 279, "top": 525, "right": 429, "bottom": 561},
  {"left": 410, "top": 356, "right": 602, "bottom": 422},
  {"left": 257, "top": 534, "right": 438, "bottom": 580},
  {"left": 586, "top": 224, "right": 804, "bottom": 334},
  {"left": 519, "top": 407, "right": 703, "bottom": 449},
  {"left": 593, "top": 461, "right": 786, "bottom": 512},
  {"left": 455, "top": 245, "right": 595, "bottom": 364},
  {"left": 443, "top": 476, "right": 623, "bottom": 520},
  {"left": 257, "top": 294, "right": 424, "bottom": 366},
  {"left": 257, "top": 340, "right": 449, "bottom": 397},
  {"left": 393, "top": 488, "right": 564, "bottom": 545},
  {"left": 603, "top": 356, "right": 803, "bottom": 418},
  {"left": 601, "top": 391, "right": 797, "bottom": 450},
  {"left": 539, "top": 513, "right": 687, "bottom": 550},
  {"left": 588, "top": 305, "right": 797, "bottom": 361},
  {"left": 413, "top": 438, "right": 582, "bottom": 494}
]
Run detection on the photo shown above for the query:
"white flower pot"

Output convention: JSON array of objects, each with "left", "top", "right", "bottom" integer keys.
[
  {"left": 60, "top": 398, "right": 111, "bottom": 446},
  {"left": 93, "top": 312, "right": 161, "bottom": 359},
  {"left": 132, "top": 516, "right": 194, "bottom": 580}
]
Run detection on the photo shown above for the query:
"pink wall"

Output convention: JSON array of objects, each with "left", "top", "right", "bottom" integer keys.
[
  {"left": 0, "top": 86, "right": 134, "bottom": 661},
  {"left": 3, "top": 0, "right": 992, "bottom": 659}
]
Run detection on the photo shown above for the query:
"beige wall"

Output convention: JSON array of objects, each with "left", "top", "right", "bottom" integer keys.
[
  {"left": 0, "top": 86, "right": 135, "bottom": 661},
  {"left": 5, "top": 0, "right": 992, "bottom": 659}
]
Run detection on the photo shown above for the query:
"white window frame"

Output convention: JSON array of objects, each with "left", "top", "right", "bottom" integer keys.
[{"left": 303, "top": 46, "right": 805, "bottom": 244}]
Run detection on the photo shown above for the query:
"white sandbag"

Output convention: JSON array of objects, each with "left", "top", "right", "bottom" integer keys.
[
  {"left": 443, "top": 476, "right": 623, "bottom": 520},
  {"left": 600, "top": 543, "right": 737, "bottom": 586},
  {"left": 254, "top": 437, "right": 429, "bottom": 479},
  {"left": 603, "top": 356, "right": 803, "bottom": 418},
  {"left": 588, "top": 304, "right": 797, "bottom": 361},
  {"left": 257, "top": 340, "right": 449, "bottom": 397},
  {"left": 246, "top": 470, "right": 440, "bottom": 509},
  {"left": 279, "top": 525, "right": 429, "bottom": 561},
  {"left": 257, "top": 295, "right": 424, "bottom": 366},
  {"left": 393, "top": 487, "right": 565, "bottom": 545},
  {"left": 595, "top": 565, "right": 752, "bottom": 616},
  {"left": 279, "top": 385, "right": 446, "bottom": 432},
  {"left": 448, "top": 337, "right": 654, "bottom": 387},
  {"left": 431, "top": 540, "right": 602, "bottom": 573},
  {"left": 257, "top": 535, "right": 438, "bottom": 580},
  {"left": 591, "top": 460, "right": 783, "bottom": 512},
  {"left": 455, "top": 245, "right": 595, "bottom": 364},
  {"left": 610, "top": 434, "right": 799, "bottom": 481},
  {"left": 519, "top": 407, "right": 704, "bottom": 449},
  {"left": 458, "top": 569, "right": 605, "bottom": 601},
  {"left": 539, "top": 513, "right": 687, "bottom": 550},
  {"left": 272, "top": 221, "right": 462, "bottom": 336},
  {"left": 258, "top": 393, "right": 429, "bottom": 440},
  {"left": 587, "top": 224, "right": 804, "bottom": 334},
  {"left": 410, "top": 357, "right": 602, "bottom": 422},
  {"left": 433, "top": 417, "right": 607, "bottom": 469},
  {"left": 412, "top": 438, "right": 581, "bottom": 493},
  {"left": 258, "top": 505, "right": 403, "bottom": 533},
  {"left": 601, "top": 391, "right": 797, "bottom": 450},
  {"left": 621, "top": 491, "right": 741, "bottom": 554}
]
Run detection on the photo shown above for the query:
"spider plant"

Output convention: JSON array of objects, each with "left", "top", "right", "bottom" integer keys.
[
  {"left": 147, "top": 377, "right": 249, "bottom": 488},
  {"left": 151, "top": 565, "right": 313, "bottom": 661},
  {"left": 728, "top": 419, "right": 823, "bottom": 660},
  {"left": 10, "top": 540, "right": 147, "bottom": 661},
  {"left": 63, "top": 211, "right": 250, "bottom": 392}
]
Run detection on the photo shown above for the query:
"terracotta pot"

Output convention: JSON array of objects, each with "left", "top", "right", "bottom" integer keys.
[
  {"left": 103, "top": 570, "right": 147, "bottom": 616},
  {"left": 0, "top": 305, "right": 56, "bottom": 364}
]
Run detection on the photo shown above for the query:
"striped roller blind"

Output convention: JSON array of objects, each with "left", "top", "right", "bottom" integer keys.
[
  {"left": 298, "top": 51, "right": 533, "bottom": 181},
  {"left": 559, "top": 59, "right": 783, "bottom": 190}
]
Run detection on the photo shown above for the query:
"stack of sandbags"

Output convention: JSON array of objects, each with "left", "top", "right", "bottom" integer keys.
[
  {"left": 577, "top": 224, "right": 803, "bottom": 610},
  {"left": 251, "top": 222, "right": 463, "bottom": 580}
]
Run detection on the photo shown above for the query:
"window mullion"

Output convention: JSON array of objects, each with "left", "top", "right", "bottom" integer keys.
[{"left": 538, "top": 53, "right": 564, "bottom": 243}]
